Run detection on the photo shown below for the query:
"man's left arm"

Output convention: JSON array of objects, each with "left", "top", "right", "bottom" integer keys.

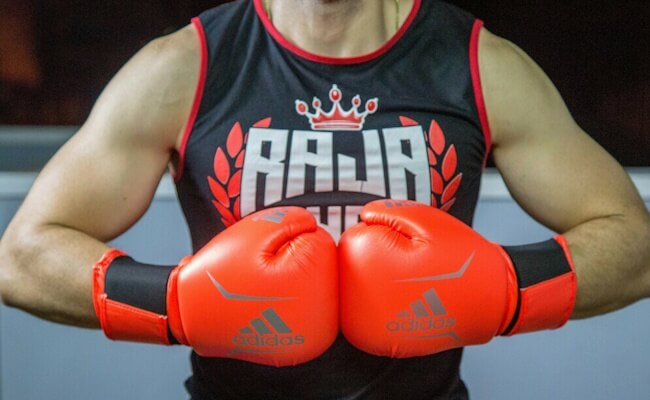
[{"left": 478, "top": 28, "right": 650, "bottom": 319}]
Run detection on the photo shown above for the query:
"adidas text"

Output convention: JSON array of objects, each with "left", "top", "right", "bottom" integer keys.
[
  {"left": 233, "top": 334, "right": 305, "bottom": 347},
  {"left": 386, "top": 317, "right": 456, "bottom": 332}
]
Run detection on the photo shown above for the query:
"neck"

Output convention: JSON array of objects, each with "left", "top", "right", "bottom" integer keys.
[{"left": 266, "top": 0, "right": 412, "bottom": 58}]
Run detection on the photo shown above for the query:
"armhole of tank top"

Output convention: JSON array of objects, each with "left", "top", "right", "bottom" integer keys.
[
  {"left": 469, "top": 19, "right": 492, "bottom": 169},
  {"left": 173, "top": 17, "right": 209, "bottom": 182}
]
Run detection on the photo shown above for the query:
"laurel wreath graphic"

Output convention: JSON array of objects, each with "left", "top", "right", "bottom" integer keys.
[
  {"left": 400, "top": 117, "right": 463, "bottom": 211},
  {"left": 209, "top": 116, "right": 460, "bottom": 226},
  {"left": 208, "top": 118, "right": 272, "bottom": 227}
]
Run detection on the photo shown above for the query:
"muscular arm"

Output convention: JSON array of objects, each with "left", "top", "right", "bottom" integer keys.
[
  {"left": 479, "top": 28, "right": 650, "bottom": 318},
  {"left": 0, "top": 25, "right": 200, "bottom": 327}
]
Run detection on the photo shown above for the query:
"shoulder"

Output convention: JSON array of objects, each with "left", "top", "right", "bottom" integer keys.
[
  {"left": 85, "top": 24, "right": 202, "bottom": 151},
  {"left": 147, "top": 23, "right": 200, "bottom": 65},
  {"left": 477, "top": 28, "right": 571, "bottom": 147},
  {"left": 124, "top": 23, "right": 201, "bottom": 103},
  {"left": 477, "top": 28, "right": 553, "bottom": 100}
]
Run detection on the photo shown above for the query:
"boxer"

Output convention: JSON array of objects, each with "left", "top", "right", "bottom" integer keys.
[{"left": 0, "top": 0, "right": 648, "bottom": 399}]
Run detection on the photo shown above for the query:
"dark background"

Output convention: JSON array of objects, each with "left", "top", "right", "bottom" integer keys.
[{"left": 1, "top": 0, "right": 648, "bottom": 165}]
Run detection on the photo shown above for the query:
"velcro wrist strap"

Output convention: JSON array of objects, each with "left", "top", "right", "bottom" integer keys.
[
  {"left": 500, "top": 236, "right": 577, "bottom": 336},
  {"left": 92, "top": 249, "right": 178, "bottom": 345}
]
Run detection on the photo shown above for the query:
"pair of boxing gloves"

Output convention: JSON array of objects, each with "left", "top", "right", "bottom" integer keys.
[{"left": 92, "top": 200, "right": 576, "bottom": 367}]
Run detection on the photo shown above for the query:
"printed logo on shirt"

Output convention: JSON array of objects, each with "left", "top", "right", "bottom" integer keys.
[{"left": 206, "top": 84, "right": 463, "bottom": 241}]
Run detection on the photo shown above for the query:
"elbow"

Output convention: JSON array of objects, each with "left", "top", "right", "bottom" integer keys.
[
  {"left": 619, "top": 209, "right": 650, "bottom": 301},
  {"left": 640, "top": 212, "right": 650, "bottom": 292},
  {"left": 0, "top": 225, "right": 35, "bottom": 308},
  {"left": 0, "top": 244, "right": 18, "bottom": 308},
  {"left": 630, "top": 208, "right": 650, "bottom": 263},
  {"left": 0, "top": 241, "right": 20, "bottom": 308}
]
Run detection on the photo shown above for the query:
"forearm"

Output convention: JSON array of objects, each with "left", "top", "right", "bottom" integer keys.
[
  {"left": 567, "top": 210, "right": 650, "bottom": 319},
  {"left": 0, "top": 222, "right": 107, "bottom": 328}
]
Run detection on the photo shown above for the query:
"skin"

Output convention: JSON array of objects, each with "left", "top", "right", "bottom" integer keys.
[
  {"left": 268, "top": 0, "right": 405, "bottom": 57},
  {"left": 0, "top": 0, "right": 648, "bottom": 330},
  {"left": 478, "top": 30, "right": 650, "bottom": 317},
  {"left": 0, "top": 25, "right": 200, "bottom": 327}
]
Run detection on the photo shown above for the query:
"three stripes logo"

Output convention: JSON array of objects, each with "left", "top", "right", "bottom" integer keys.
[
  {"left": 232, "top": 308, "right": 305, "bottom": 353},
  {"left": 386, "top": 288, "right": 459, "bottom": 341},
  {"left": 386, "top": 252, "right": 475, "bottom": 341}
]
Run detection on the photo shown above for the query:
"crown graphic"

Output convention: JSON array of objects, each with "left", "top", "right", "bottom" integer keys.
[{"left": 295, "top": 84, "right": 378, "bottom": 131}]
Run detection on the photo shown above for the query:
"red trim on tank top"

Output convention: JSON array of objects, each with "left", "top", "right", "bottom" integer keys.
[
  {"left": 469, "top": 20, "right": 492, "bottom": 168},
  {"left": 253, "top": 0, "right": 421, "bottom": 65},
  {"left": 174, "top": 17, "right": 209, "bottom": 182}
]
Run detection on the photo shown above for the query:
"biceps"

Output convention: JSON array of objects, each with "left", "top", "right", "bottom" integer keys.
[
  {"left": 493, "top": 123, "right": 642, "bottom": 232},
  {"left": 480, "top": 30, "right": 644, "bottom": 232},
  {"left": 17, "top": 127, "right": 170, "bottom": 241}
]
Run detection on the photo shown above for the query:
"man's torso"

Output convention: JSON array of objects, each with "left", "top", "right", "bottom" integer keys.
[{"left": 175, "top": 0, "right": 489, "bottom": 398}]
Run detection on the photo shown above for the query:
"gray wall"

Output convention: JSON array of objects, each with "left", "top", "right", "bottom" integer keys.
[
  {"left": 463, "top": 196, "right": 650, "bottom": 400},
  {"left": 1, "top": 171, "right": 649, "bottom": 400},
  {"left": 0, "top": 193, "right": 193, "bottom": 400}
]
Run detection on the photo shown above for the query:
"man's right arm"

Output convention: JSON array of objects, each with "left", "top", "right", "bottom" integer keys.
[{"left": 0, "top": 24, "right": 201, "bottom": 328}]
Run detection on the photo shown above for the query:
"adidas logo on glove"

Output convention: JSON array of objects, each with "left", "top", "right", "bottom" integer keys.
[
  {"left": 386, "top": 288, "right": 457, "bottom": 337},
  {"left": 232, "top": 308, "right": 305, "bottom": 349}
]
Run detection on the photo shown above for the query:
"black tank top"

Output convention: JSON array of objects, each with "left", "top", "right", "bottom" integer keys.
[{"left": 175, "top": 0, "right": 490, "bottom": 398}]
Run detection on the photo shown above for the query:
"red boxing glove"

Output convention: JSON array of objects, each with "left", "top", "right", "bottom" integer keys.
[
  {"left": 92, "top": 207, "right": 338, "bottom": 367},
  {"left": 339, "top": 200, "right": 576, "bottom": 358}
]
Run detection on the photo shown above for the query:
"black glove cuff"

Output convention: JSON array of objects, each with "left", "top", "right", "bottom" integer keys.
[
  {"left": 501, "top": 239, "right": 573, "bottom": 335},
  {"left": 104, "top": 256, "right": 179, "bottom": 344}
]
